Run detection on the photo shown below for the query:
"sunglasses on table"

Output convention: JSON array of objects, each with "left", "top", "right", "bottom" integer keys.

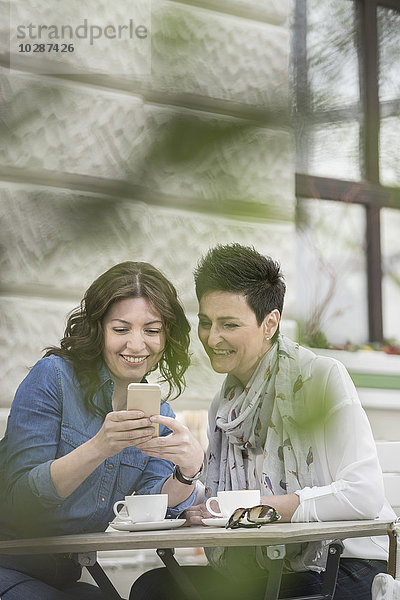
[{"left": 226, "top": 505, "right": 281, "bottom": 530}]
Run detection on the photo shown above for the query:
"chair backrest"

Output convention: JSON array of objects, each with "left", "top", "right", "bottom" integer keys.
[{"left": 375, "top": 440, "right": 400, "bottom": 517}]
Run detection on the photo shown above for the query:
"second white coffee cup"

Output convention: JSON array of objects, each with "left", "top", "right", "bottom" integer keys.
[
  {"left": 206, "top": 489, "right": 261, "bottom": 518},
  {"left": 113, "top": 494, "right": 168, "bottom": 522}
]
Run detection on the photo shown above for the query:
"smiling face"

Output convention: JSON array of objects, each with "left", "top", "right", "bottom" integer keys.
[
  {"left": 102, "top": 296, "right": 166, "bottom": 387},
  {"left": 198, "top": 291, "right": 280, "bottom": 386}
]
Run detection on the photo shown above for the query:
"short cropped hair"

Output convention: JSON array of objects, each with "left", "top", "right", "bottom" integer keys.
[{"left": 194, "top": 244, "right": 286, "bottom": 326}]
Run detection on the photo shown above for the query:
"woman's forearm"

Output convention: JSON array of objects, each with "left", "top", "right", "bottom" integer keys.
[
  {"left": 261, "top": 493, "right": 300, "bottom": 522},
  {"left": 50, "top": 409, "right": 158, "bottom": 498},
  {"left": 50, "top": 438, "right": 106, "bottom": 498},
  {"left": 161, "top": 474, "right": 197, "bottom": 508}
]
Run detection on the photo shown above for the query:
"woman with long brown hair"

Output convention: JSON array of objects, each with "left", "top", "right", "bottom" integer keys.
[{"left": 0, "top": 261, "right": 204, "bottom": 600}]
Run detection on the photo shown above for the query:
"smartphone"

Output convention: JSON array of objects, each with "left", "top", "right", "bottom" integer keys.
[{"left": 126, "top": 383, "right": 161, "bottom": 437}]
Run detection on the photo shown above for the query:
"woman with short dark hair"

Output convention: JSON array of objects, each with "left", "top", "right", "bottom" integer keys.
[{"left": 131, "top": 244, "right": 395, "bottom": 600}]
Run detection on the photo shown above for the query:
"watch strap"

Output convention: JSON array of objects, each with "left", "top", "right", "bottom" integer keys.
[{"left": 173, "top": 463, "right": 203, "bottom": 485}]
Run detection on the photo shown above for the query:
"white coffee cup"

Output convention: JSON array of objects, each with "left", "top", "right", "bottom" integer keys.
[
  {"left": 113, "top": 494, "right": 168, "bottom": 523},
  {"left": 206, "top": 490, "right": 261, "bottom": 518}
]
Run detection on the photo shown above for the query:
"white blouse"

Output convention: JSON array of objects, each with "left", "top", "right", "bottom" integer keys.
[
  {"left": 204, "top": 354, "right": 396, "bottom": 562},
  {"left": 290, "top": 355, "right": 396, "bottom": 560}
]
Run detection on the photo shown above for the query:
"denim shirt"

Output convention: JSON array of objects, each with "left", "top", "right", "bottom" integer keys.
[{"left": 0, "top": 355, "right": 195, "bottom": 539}]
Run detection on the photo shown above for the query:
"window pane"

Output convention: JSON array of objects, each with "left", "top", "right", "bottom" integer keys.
[
  {"left": 307, "top": 121, "right": 360, "bottom": 180},
  {"left": 378, "top": 6, "right": 400, "bottom": 103},
  {"left": 380, "top": 116, "right": 400, "bottom": 187},
  {"left": 307, "top": 0, "right": 359, "bottom": 110},
  {"left": 294, "top": 0, "right": 361, "bottom": 179},
  {"left": 381, "top": 208, "right": 400, "bottom": 343},
  {"left": 296, "top": 199, "right": 367, "bottom": 346}
]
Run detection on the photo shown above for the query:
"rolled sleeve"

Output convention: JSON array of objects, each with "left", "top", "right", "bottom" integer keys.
[
  {"left": 135, "top": 461, "right": 197, "bottom": 517},
  {"left": 292, "top": 483, "right": 345, "bottom": 522},
  {"left": 28, "top": 460, "right": 64, "bottom": 507},
  {"left": 135, "top": 469, "right": 196, "bottom": 518},
  {"left": 167, "top": 488, "right": 196, "bottom": 518},
  {"left": 4, "top": 358, "right": 65, "bottom": 512}
]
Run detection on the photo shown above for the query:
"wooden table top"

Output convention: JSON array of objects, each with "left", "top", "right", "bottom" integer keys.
[{"left": 0, "top": 519, "right": 393, "bottom": 556}]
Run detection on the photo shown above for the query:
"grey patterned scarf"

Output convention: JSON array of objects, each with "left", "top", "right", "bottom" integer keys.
[{"left": 205, "top": 335, "right": 329, "bottom": 573}]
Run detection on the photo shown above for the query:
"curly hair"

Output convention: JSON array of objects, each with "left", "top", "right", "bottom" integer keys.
[{"left": 44, "top": 262, "right": 191, "bottom": 415}]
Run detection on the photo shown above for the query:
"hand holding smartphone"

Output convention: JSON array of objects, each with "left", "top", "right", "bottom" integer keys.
[{"left": 126, "top": 383, "right": 161, "bottom": 437}]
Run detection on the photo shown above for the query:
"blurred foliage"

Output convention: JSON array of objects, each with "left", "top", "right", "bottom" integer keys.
[
  {"left": 0, "top": 0, "right": 293, "bottom": 300},
  {"left": 1, "top": 2, "right": 290, "bottom": 218},
  {"left": 377, "top": 5, "right": 400, "bottom": 90},
  {"left": 294, "top": 0, "right": 359, "bottom": 115},
  {"left": 141, "top": 118, "right": 251, "bottom": 168}
]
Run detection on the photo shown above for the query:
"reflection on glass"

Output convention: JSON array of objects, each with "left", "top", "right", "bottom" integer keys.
[
  {"left": 296, "top": 198, "right": 367, "bottom": 346},
  {"left": 381, "top": 209, "right": 400, "bottom": 342},
  {"left": 307, "top": 0, "right": 359, "bottom": 110},
  {"left": 380, "top": 116, "right": 400, "bottom": 187},
  {"left": 378, "top": 7, "right": 400, "bottom": 103},
  {"left": 308, "top": 122, "right": 360, "bottom": 180}
]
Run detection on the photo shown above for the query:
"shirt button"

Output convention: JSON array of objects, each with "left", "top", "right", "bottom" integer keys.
[
  {"left": 101, "top": 497, "right": 106, "bottom": 502},
  {"left": 107, "top": 464, "right": 113, "bottom": 470}
]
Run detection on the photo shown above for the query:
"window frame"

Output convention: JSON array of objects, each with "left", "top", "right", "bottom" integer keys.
[{"left": 294, "top": 0, "right": 400, "bottom": 343}]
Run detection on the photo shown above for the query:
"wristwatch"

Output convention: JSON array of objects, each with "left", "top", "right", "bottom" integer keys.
[{"left": 173, "top": 463, "right": 203, "bottom": 485}]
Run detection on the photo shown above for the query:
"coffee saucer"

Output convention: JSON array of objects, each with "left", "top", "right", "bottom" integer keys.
[
  {"left": 109, "top": 518, "right": 186, "bottom": 532},
  {"left": 202, "top": 517, "right": 229, "bottom": 527}
]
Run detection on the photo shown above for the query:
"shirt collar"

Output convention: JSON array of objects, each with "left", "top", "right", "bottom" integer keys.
[
  {"left": 97, "top": 359, "right": 114, "bottom": 389},
  {"left": 95, "top": 359, "right": 148, "bottom": 390}
]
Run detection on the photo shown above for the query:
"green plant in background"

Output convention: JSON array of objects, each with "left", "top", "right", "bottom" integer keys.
[{"left": 297, "top": 322, "right": 330, "bottom": 349}]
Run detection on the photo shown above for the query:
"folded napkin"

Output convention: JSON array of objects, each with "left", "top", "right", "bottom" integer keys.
[
  {"left": 372, "top": 523, "right": 400, "bottom": 600},
  {"left": 372, "top": 574, "right": 400, "bottom": 600}
]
